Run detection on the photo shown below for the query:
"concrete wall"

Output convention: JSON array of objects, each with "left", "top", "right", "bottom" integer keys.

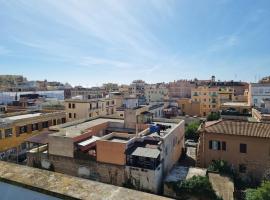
[
  {"left": 198, "top": 132, "right": 270, "bottom": 180},
  {"left": 48, "top": 136, "right": 74, "bottom": 158},
  {"left": 28, "top": 154, "right": 126, "bottom": 188},
  {"left": 162, "top": 121, "right": 185, "bottom": 175},
  {"left": 125, "top": 165, "right": 163, "bottom": 194}
]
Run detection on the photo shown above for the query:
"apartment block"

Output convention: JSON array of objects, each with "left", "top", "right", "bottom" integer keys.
[
  {"left": 197, "top": 120, "right": 270, "bottom": 181},
  {"left": 144, "top": 84, "right": 168, "bottom": 103},
  {"left": 248, "top": 83, "right": 270, "bottom": 107},
  {"left": 168, "top": 80, "right": 196, "bottom": 99},
  {"left": 129, "top": 80, "right": 146, "bottom": 97},
  {"left": 0, "top": 110, "right": 66, "bottom": 161},
  {"left": 65, "top": 98, "right": 116, "bottom": 121},
  {"left": 191, "top": 86, "right": 219, "bottom": 116}
]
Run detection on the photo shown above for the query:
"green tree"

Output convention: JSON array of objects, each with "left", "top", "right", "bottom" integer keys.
[
  {"left": 207, "top": 112, "right": 220, "bottom": 121},
  {"left": 185, "top": 122, "right": 200, "bottom": 142},
  {"left": 173, "top": 176, "right": 222, "bottom": 200},
  {"left": 208, "top": 160, "right": 233, "bottom": 176},
  {"left": 246, "top": 181, "right": 270, "bottom": 200}
]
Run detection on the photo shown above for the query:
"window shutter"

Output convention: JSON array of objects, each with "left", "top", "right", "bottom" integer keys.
[
  {"left": 217, "top": 141, "right": 221, "bottom": 150},
  {"left": 209, "top": 141, "right": 212, "bottom": 149},
  {"left": 222, "top": 141, "right": 226, "bottom": 151}
]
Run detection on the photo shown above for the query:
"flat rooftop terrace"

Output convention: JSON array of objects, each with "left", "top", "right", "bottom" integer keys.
[
  {"left": 0, "top": 161, "right": 170, "bottom": 200},
  {"left": 147, "top": 122, "right": 178, "bottom": 138},
  {"left": 2, "top": 113, "right": 42, "bottom": 121},
  {"left": 51, "top": 118, "right": 124, "bottom": 138}
]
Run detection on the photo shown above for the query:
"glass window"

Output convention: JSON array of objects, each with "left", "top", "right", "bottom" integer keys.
[
  {"left": 32, "top": 123, "right": 38, "bottom": 131},
  {"left": 240, "top": 143, "right": 247, "bottom": 153},
  {"left": 5, "top": 129, "right": 12, "bottom": 138}
]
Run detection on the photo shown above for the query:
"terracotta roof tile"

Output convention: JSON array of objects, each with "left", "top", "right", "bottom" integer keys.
[{"left": 204, "top": 120, "right": 270, "bottom": 138}]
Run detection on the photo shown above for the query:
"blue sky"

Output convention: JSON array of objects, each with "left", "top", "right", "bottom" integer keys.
[{"left": 0, "top": 0, "right": 270, "bottom": 86}]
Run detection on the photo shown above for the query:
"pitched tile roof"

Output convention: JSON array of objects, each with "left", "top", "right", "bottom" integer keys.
[{"left": 203, "top": 120, "right": 270, "bottom": 138}]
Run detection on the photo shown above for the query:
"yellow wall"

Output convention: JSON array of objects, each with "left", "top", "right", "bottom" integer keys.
[{"left": 191, "top": 86, "right": 219, "bottom": 116}]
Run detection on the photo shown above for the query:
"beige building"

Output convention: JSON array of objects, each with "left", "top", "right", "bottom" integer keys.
[
  {"left": 65, "top": 98, "right": 116, "bottom": 122},
  {"left": 144, "top": 83, "right": 168, "bottom": 103},
  {"left": 197, "top": 120, "right": 270, "bottom": 181}
]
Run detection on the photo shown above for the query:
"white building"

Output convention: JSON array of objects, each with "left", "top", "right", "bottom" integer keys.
[{"left": 249, "top": 83, "right": 270, "bottom": 107}]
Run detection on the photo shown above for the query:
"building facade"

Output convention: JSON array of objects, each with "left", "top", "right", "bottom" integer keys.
[
  {"left": 248, "top": 83, "right": 270, "bottom": 107},
  {"left": 65, "top": 98, "right": 116, "bottom": 122},
  {"left": 144, "top": 84, "right": 168, "bottom": 103},
  {"left": 197, "top": 120, "right": 270, "bottom": 181},
  {"left": 191, "top": 86, "right": 219, "bottom": 116},
  {"left": 0, "top": 110, "right": 66, "bottom": 161},
  {"left": 168, "top": 80, "right": 196, "bottom": 99}
]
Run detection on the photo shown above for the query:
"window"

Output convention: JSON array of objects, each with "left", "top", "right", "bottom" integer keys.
[
  {"left": 20, "top": 126, "right": 27, "bottom": 134},
  {"left": 62, "top": 118, "right": 66, "bottom": 123},
  {"left": 32, "top": 123, "right": 38, "bottom": 131},
  {"left": 209, "top": 140, "right": 221, "bottom": 150},
  {"left": 69, "top": 113, "right": 72, "bottom": 118},
  {"left": 72, "top": 103, "right": 75, "bottom": 109},
  {"left": 5, "top": 129, "right": 12, "bottom": 138},
  {"left": 240, "top": 143, "right": 247, "bottom": 153},
  {"left": 222, "top": 141, "right": 226, "bottom": 151},
  {"left": 74, "top": 113, "right": 76, "bottom": 118},
  {"left": 21, "top": 142, "right": 27, "bottom": 150},
  {"left": 239, "top": 164, "right": 247, "bottom": 173},
  {"left": 53, "top": 119, "right": 57, "bottom": 125},
  {"left": 42, "top": 121, "right": 49, "bottom": 128},
  {"left": 68, "top": 103, "right": 71, "bottom": 109}
]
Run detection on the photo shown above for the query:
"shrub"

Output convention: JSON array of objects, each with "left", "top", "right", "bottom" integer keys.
[
  {"left": 173, "top": 176, "right": 222, "bottom": 200},
  {"left": 245, "top": 181, "right": 270, "bottom": 200},
  {"left": 185, "top": 122, "right": 200, "bottom": 142},
  {"left": 207, "top": 112, "right": 220, "bottom": 121},
  {"left": 208, "top": 160, "right": 233, "bottom": 176}
]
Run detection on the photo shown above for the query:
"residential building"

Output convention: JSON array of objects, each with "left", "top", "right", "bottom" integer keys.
[
  {"left": 102, "top": 83, "right": 119, "bottom": 92},
  {"left": 27, "top": 110, "right": 185, "bottom": 194},
  {"left": 149, "top": 104, "right": 164, "bottom": 118},
  {"left": 64, "top": 87, "right": 105, "bottom": 100},
  {"left": 177, "top": 98, "right": 200, "bottom": 117},
  {"left": 0, "top": 110, "right": 66, "bottom": 161},
  {"left": 65, "top": 98, "right": 116, "bottom": 122},
  {"left": 129, "top": 80, "right": 146, "bottom": 97},
  {"left": 123, "top": 96, "right": 139, "bottom": 109},
  {"left": 144, "top": 83, "right": 168, "bottom": 103},
  {"left": 197, "top": 120, "right": 270, "bottom": 181},
  {"left": 191, "top": 86, "right": 219, "bottom": 116},
  {"left": 168, "top": 80, "right": 196, "bottom": 98},
  {"left": 248, "top": 83, "right": 270, "bottom": 107}
]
